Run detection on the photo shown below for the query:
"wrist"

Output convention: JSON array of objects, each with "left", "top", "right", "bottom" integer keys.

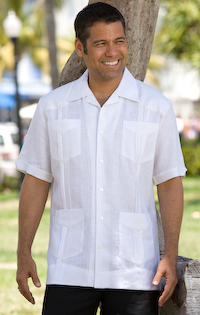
[
  {"left": 17, "top": 245, "right": 32, "bottom": 257},
  {"left": 163, "top": 252, "right": 178, "bottom": 268}
]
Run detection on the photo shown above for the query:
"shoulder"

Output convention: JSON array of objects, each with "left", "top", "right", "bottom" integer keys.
[
  {"left": 38, "top": 80, "right": 76, "bottom": 109},
  {"left": 135, "top": 79, "right": 172, "bottom": 114},
  {"left": 123, "top": 68, "right": 172, "bottom": 116},
  {"left": 136, "top": 79, "right": 170, "bottom": 104}
]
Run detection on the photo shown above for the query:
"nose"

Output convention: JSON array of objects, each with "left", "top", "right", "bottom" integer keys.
[{"left": 105, "top": 43, "right": 118, "bottom": 57}]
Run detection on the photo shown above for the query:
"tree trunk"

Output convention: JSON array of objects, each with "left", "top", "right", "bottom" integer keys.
[
  {"left": 59, "top": 0, "right": 160, "bottom": 86},
  {"left": 45, "top": 0, "right": 59, "bottom": 89}
]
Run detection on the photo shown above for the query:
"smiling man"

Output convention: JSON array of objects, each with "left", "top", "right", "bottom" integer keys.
[
  {"left": 75, "top": 19, "right": 127, "bottom": 90},
  {"left": 16, "top": 2, "right": 186, "bottom": 315},
  {"left": 75, "top": 20, "right": 127, "bottom": 107}
]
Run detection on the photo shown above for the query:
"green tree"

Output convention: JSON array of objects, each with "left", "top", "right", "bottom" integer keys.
[
  {"left": 0, "top": 0, "right": 25, "bottom": 79},
  {"left": 0, "top": 0, "right": 73, "bottom": 86},
  {"left": 154, "top": 0, "right": 200, "bottom": 72}
]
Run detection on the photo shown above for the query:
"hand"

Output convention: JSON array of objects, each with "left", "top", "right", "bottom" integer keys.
[
  {"left": 152, "top": 255, "right": 178, "bottom": 307},
  {"left": 16, "top": 252, "right": 41, "bottom": 304}
]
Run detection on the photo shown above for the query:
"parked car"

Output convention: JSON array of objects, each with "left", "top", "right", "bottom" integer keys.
[{"left": 0, "top": 123, "right": 19, "bottom": 183}]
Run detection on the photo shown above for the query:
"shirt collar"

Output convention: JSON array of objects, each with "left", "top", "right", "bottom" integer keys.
[
  {"left": 68, "top": 70, "right": 89, "bottom": 102},
  {"left": 117, "top": 68, "right": 139, "bottom": 103},
  {"left": 67, "top": 67, "right": 139, "bottom": 104}
]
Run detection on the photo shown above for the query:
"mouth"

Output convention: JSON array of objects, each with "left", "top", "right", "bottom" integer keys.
[{"left": 102, "top": 60, "right": 119, "bottom": 66}]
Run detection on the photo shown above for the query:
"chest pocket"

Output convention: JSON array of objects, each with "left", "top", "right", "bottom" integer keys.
[
  {"left": 122, "top": 121, "right": 158, "bottom": 164},
  {"left": 48, "top": 119, "right": 81, "bottom": 162}
]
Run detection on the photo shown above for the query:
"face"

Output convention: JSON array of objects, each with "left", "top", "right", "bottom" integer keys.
[{"left": 75, "top": 21, "right": 128, "bottom": 85}]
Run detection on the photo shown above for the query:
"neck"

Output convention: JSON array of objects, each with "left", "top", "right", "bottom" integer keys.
[{"left": 88, "top": 73, "right": 123, "bottom": 106}]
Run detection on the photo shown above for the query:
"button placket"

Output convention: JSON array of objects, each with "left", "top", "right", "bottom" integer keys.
[{"left": 95, "top": 108, "right": 107, "bottom": 284}]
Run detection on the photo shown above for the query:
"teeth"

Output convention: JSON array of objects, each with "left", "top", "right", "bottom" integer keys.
[{"left": 104, "top": 60, "right": 118, "bottom": 65}]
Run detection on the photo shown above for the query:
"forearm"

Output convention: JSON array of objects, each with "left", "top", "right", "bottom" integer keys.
[
  {"left": 17, "top": 174, "right": 50, "bottom": 255},
  {"left": 153, "top": 176, "right": 184, "bottom": 306},
  {"left": 17, "top": 174, "right": 50, "bottom": 304},
  {"left": 157, "top": 176, "right": 184, "bottom": 259}
]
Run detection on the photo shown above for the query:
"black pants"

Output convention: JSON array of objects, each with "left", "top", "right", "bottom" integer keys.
[{"left": 42, "top": 285, "right": 159, "bottom": 315}]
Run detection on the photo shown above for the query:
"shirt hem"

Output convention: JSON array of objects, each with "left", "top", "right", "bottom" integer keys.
[{"left": 46, "top": 264, "right": 159, "bottom": 291}]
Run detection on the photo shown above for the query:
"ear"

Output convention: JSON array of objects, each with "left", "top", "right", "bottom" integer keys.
[{"left": 75, "top": 38, "right": 84, "bottom": 57}]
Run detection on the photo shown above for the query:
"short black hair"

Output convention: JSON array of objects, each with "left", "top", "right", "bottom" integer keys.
[{"left": 74, "top": 2, "right": 126, "bottom": 54}]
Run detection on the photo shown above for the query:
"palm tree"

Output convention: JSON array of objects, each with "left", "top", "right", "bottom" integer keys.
[
  {"left": 154, "top": 0, "right": 200, "bottom": 72},
  {"left": 44, "top": 0, "right": 65, "bottom": 89},
  {"left": 0, "top": 0, "right": 73, "bottom": 87},
  {"left": 0, "top": 0, "right": 24, "bottom": 81}
]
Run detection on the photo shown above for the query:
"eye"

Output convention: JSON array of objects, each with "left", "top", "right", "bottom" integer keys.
[
  {"left": 116, "top": 39, "right": 125, "bottom": 45},
  {"left": 95, "top": 42, "right": 106, "bottom": 47}
]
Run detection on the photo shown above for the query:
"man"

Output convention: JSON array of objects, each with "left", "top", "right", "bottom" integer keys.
[{"left": 16, "top": 2, "right": 186, "bottom": 315}]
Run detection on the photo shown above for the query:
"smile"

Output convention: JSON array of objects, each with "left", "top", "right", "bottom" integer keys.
[{"left": 103, "top": 60, "right": 119, "bottom": 66}]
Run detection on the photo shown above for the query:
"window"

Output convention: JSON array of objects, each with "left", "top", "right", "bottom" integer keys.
[
  {"left": 0, "top": 135, "right": 4, "bottom": 146},
  {"left": 11, "top": 133, "right": 19, "bottom": 145}
]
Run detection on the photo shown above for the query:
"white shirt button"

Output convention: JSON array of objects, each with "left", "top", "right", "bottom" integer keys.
[
  {"left": 100, "top": 130, "right": 104, "bottom": 135},
  {"left": 99, "top": 188, "right": 104, "bottom": 192},
  {"left": 98, "top": 245, "right": 102, "bottom": 249},
  {"left": 100, "top": 216, "right": 103, "bottom": 221},
  {"left": 100, "top": 159, "right": 104, "bottom": 164}
]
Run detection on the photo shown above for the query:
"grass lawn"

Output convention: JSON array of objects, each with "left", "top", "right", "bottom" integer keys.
[
  {"left": 0, "top": 176, "right": 199, "bottom": 314},
  {"left": 0, "top": 193, "right": 50, "bottom": 315},
  {"left": 179, "top": 177, "right": 200, "bottom": 259}
]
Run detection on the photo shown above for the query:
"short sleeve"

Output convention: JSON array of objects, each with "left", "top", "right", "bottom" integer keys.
[
  {"left": 16, "top": 99, "right": 53, "bottom": 183},
  {"left": 153, "top": 102, "right": 187, "bottom": 185}
]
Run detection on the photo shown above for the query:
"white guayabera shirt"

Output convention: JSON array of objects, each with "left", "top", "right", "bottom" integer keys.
[{"left": 16, "top": 68, "right": 186, "bottom": 291}]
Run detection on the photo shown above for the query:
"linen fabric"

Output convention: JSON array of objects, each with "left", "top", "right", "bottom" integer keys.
[{"left": 16, "top": 68, "right": 186, "bottom": 291}]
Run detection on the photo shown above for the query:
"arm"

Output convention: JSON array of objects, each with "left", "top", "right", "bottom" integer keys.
[
  {"left": 153, "top": 176, "right": 184, "bottom": 307},
  {"left": 16, "top": 174, "right": 50, "bottom": 304}
]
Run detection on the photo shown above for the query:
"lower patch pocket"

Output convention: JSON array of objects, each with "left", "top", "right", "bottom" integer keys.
[
  {"left": 119, "top": 212, "right": 155, "bottom": 265},
  {"left": 49, "top": 208, "right": 84, "bottom": 260}
]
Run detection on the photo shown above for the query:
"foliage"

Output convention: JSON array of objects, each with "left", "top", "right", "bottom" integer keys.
[
  {"left": 146, "top": 54, "right": 166, "bottom": 84},
  {"left": 181, "top": 137, "right": 200, "bottom": 176},
  {"left": 0, "top": 189, "right": 18, "bottom": 202},
  {"left": 0, "top": 0, "right": 25, "bottom": 40},
  {"left": 155, "top": 0, "right": 200, "bottom": 72},
  {"left": 0, "top": 0, "right": 74, "bottom": 81},
  {"left": 0, "top": 0, "right": 24, "bottom": 78},
  {"left": 0, "top": 175, "right": 19, "bottom": 191}
]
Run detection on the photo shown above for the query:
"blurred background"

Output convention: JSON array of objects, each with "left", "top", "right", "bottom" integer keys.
[{"left": 0, "top": 0, "right": 199, "bottom": 314}]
